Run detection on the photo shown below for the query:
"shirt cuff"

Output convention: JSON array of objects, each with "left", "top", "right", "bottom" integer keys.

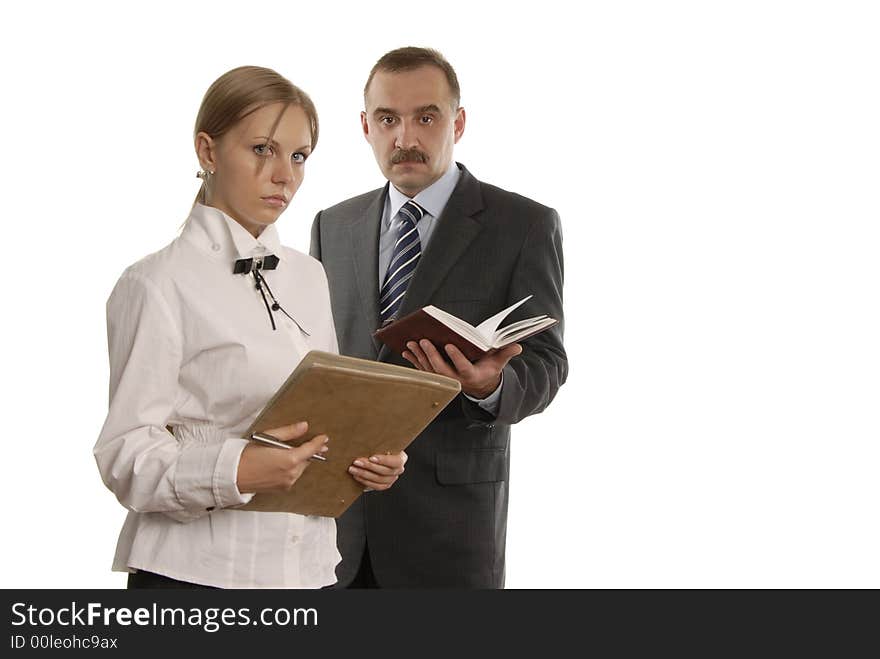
[
  {"left": 214, "top": 438, "right": 255, "bottom": 508},
  {"left": 172, "top": 424, "right": 253, "bottom": 519},
  {"left": 463, "top": 373, "right": 503, "bottom": 415}
]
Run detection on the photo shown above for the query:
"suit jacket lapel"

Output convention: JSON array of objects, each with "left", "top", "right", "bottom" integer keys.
[
  {"left": 378, "top": 165, "right": 485, "bottom": 361},
  {"left": 349, "top": 186, "right": 386, "bottom": 353}
]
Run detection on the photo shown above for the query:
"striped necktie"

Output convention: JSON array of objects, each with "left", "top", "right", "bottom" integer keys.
[{"left": 379, "top": 200, "right": 426, "bottom": 324}]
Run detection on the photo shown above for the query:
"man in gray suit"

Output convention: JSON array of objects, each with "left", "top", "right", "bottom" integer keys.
[{"left": 311, "top": 47, "right": 567, "bottom": 588}]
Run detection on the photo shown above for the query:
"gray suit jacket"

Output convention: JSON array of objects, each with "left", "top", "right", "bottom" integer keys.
[{"left": 310, "top": 163, "right": 567, "bottom": 587}]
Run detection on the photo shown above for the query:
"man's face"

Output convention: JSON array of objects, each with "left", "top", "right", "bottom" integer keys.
[{"left": 362, "top": 65, "right": 466, "bottom": 197}]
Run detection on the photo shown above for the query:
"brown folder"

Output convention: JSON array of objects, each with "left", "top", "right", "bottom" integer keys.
[{"left": 236, "top": 350, "right": 461, "bottom": 517}]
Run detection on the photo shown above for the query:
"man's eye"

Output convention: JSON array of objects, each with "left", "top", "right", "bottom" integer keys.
[
  {"left": 254, "top": 144, "right": 273, "bottom": 156},
  {"left": 420, "top": 115, "right": 433, "bottom": 124},
  {"left": 381, "top": 116, "right": 396, "bottom": 126}
]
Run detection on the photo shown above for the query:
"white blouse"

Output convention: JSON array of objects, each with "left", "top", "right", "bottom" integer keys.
[{"left": 94, "top": 204, "right": 341, "bottom": 588}]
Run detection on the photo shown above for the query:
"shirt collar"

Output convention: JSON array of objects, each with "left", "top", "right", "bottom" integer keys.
[
  {"left": 386, "top": 161, "right": 462, "bottom": 226},
  {"left": 182, "top": 203, "right": 285, "bottom": 262}
]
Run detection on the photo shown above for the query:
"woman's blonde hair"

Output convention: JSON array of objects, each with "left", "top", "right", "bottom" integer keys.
[{"left": 194, "top": 65, "right": 319, "bottom": 205}]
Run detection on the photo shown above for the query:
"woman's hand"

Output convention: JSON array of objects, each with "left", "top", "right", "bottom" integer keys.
[
  {"left": 348, "top": 451, "right": 408, "bottom": 491},
  {"left": 236, "top": 422, "right": 329, "bottom": 494}
]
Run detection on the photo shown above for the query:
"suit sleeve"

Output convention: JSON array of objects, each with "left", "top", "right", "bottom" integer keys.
[
  {"left": 463, "top": 208, "right": 568, "bottom": 425},
  {"left": 310, "top": 211, "right": 323, "bottom": 262}
]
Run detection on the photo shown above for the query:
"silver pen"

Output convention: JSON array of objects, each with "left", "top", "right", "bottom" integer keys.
[{"left": 250, "top": 431, "right": 327, "bottom": 461}]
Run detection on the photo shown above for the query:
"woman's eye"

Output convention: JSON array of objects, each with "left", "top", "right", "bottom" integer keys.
[
  {"left": 292, "top": 152, "right": 307, "bottom": 164},
  {"left": 253, "top": 144, "right": 273, "bottom": 156}
]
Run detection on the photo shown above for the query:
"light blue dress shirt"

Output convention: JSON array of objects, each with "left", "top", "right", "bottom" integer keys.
[{"left": 377, "top": 162, "right": 502, "bottom": 413}]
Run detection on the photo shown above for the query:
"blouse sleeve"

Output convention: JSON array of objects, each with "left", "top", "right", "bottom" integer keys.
[{"left": 93, "top": 271, "right": 253, "bottom": 523}]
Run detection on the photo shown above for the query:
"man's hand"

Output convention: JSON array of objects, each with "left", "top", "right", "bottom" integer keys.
[{"left": 402, "top": 339, "right": 522, "bottom": 398}]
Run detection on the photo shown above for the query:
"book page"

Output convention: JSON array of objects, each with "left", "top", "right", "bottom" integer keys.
[
  {"left": 474, "top": 295, "right": 533, "bottom": 340},
  {"left": 492, "top": 317, "right": 558, "bottom": 348},
  {"left": 493, "top": 315, "right": 548, "bottom": 342},
  {"left": 423, "top": 306, "right": 488, "bottom": 350}
]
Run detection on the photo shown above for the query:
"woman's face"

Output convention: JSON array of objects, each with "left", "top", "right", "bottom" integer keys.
[{"left": 198, "top": 102, "right": 312, "bottom": 237}]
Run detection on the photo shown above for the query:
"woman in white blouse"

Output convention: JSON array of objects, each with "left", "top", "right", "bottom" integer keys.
[{"left": 94, "top": 66, "right": 406, "bottom": 589}]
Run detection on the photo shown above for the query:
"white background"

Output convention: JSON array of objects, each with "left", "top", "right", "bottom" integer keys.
[{"left": 1, "top": 1, "right": 877, "bottom": 588}]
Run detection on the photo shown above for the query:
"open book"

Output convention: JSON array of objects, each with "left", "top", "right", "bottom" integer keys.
[{"left": 374, "top": 295, "right": 559, "bottom": 362}]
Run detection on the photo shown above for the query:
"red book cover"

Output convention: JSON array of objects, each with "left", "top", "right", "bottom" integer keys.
[{"left": 374, "top": 309, "right": 489, "bottom": 362}]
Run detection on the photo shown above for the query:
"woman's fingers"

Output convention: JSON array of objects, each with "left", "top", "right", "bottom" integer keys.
[
  {"left": 349, "top": 470, "right": 399, "bottom": 490},
  {"left": 291, "top": 434, "right": 329, "bottom": 462},
  {"left": 265, "top": 421, "right": 309, "bottom": 442},
  {"left": 348, "top": 451, "right": 407, "bottom": 490}
]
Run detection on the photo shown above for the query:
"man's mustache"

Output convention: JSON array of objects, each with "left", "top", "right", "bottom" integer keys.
[{"left": 391, "top": 148, "right": 428, "bottom": 164}]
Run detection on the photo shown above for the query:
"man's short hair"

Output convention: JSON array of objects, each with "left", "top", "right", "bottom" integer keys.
[{"left": 364, "top": 46, "right": 461, "bottom": 109}]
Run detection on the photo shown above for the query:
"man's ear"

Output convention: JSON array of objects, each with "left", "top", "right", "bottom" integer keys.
[
  {"left": 453, "top": 107, "right": 466, "bottom": 144},
  {"left": 195, "top": 131, "right": 217, "bottom": 171},
  {"left": 361, "top": 111, "right": 370, "bottom": 141}
]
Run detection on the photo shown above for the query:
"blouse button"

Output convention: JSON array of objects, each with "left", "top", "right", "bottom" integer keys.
[{"left": 211, "top": 243, "right": 221, "bottom": 252}]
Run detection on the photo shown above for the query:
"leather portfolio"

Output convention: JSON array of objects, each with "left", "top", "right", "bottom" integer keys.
[{"left": 236, "top": 350, "right": 461, "bottom": 517}]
